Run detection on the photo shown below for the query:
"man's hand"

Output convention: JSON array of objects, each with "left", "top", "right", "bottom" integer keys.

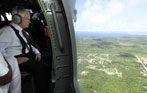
[
  {"left": 17, "top": 57, "right": 29, "bottom": 64},
  {"left": 35, "top": 53, "right": 41, "bottom": 61}
]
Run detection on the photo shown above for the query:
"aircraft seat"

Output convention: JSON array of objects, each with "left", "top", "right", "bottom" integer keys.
[{"left": 21, "top": 71, "right": 36, "bottom": 93}]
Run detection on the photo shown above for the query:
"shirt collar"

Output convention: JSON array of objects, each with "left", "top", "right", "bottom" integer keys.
[{"left": 10, "top": 22, "right": 23, "bottom": 31}]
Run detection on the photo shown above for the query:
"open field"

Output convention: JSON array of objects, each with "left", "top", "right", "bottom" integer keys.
[{"left": 76, "top": 35, "right": 147, "bottom": 93}]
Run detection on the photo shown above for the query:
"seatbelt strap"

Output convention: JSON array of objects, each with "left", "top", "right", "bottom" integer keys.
[{"left": 8, "top": 25, "right": 29, "bottom": 54}]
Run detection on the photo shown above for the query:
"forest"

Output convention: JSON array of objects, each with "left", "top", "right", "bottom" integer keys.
[{"left": 76, "top": 35, "right": 147, "bottom": 93}]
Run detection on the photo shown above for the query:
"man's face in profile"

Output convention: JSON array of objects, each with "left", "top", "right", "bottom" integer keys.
[{"left": 20, "top": 12, "right": 31, "bottom": 29}]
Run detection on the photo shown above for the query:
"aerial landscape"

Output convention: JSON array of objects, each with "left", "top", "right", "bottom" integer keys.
[{"left": 76, "top": 33, "right": 147, "bottom": 93}]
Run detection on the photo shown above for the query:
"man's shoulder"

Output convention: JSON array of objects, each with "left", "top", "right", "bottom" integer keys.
[
  {"left": 0, "top": 25, "right": 14, "bottom": 42},
  {"left": 0, "top": 25, "right": 13, "bottom": 34}
]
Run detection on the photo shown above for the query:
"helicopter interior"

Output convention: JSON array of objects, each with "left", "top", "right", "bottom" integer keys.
[{"left": 0, "top": 0, "right": 53, "bottom": 93}]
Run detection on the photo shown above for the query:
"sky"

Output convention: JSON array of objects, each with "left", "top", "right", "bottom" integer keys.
[{"left": 74, "top": 0, "right": 147, "bottom": 33}]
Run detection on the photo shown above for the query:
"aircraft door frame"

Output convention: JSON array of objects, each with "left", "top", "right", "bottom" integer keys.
[{"left": 38, "top": 0, "right": 80, "bottom": 93}]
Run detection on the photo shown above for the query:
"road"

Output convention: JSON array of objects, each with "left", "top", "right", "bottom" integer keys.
[{"left": 136, "top": 56, "right": 147, "bottom": 71}]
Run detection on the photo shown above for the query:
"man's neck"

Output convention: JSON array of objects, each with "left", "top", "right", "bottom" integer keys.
[{"left": 11, "top": 22, "right": 23, "bottom": 31}]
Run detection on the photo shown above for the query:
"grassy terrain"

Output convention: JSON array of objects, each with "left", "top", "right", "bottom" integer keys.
[{"left": 76, "top": 35, "right": 147, "bottom": 93}]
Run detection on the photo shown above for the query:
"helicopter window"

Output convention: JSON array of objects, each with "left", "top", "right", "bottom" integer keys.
[
  {"left": 0, "top": 15, "right": 4, "bottom": 21},
  {"left": 0, "top": 13, "right": 11, "bottom": 28},
  {"left": 5, "top": 13, "right": 12, "bottom": 21},
  {"left": 75, "top": 0, "right": 147, "bottom": 93}
]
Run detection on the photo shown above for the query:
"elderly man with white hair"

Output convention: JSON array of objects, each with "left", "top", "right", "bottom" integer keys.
[{"left": 0, "top": 6, "right": 49, "bottom": 93}]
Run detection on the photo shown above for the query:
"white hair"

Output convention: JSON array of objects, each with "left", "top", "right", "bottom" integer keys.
[{"left": 11, "top": 7, "right": 28, "bottom": 17}]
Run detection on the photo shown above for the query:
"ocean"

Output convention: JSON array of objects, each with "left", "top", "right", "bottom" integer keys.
[{"left": 75, "top": 31, "right": 147, "bottom": 37}]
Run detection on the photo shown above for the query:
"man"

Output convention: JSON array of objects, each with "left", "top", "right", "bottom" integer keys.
[
  {"left": 0, "top": 7, "right": 49, "bottom": 93},
  {"left": 0, "top": 52, "right": 12, "bottom": 93}
]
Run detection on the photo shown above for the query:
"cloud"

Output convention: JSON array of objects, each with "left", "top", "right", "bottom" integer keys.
[
  {"left": 75, "top": 0, "right": 147, "bottom": 32},
  {"left": 128, "top": 0, "right": 146, "bottom": 7},
  {"left": 76, "top": 0, "right": 110, "bottom": 30}
]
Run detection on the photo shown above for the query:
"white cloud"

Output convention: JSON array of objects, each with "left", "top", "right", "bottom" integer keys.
[
  {"left": 106, "top": 0, "right": 125, "bottom": 14},
  {"left": 81, "top": 11, "right": 110, "bottom": 25},
  {"left": 76, "top": 0, "right": 111, "bottom": 29},
  {"left": 128, "top": 0, "right": 146, "bottom": 8},
  {"left": 75, "top": 0, "right": 147, "bottom": 32}
]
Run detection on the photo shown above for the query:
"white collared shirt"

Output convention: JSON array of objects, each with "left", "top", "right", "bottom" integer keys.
[
  {"left": 0, "top": 52, "right": 9, "bottom": 77},
  {"left": 0, "top": 22, "right": 40, "bottom": 57}
]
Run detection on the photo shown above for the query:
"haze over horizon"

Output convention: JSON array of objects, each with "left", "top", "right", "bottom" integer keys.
[{"left": 74, "top": 0, "right": 147, "bottom": 33}]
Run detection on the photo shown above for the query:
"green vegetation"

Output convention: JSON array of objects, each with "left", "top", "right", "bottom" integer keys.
[{"left": 76, "top": 35, "right": 147, "bottom": 93}]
